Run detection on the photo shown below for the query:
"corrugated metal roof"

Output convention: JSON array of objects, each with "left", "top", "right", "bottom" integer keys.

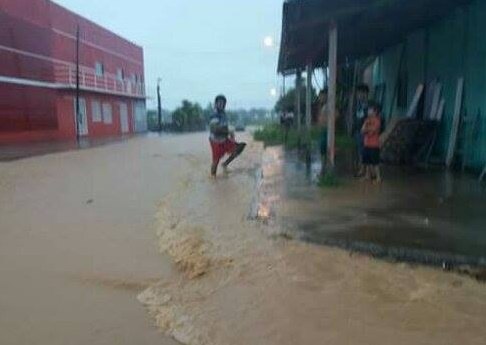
[{"left": 278, "top": 0, "right": 472, "bottom": 74}]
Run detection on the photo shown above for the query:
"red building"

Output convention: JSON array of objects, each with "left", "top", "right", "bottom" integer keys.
[{"left": 0, "top": 0, "right": 147, "bottom": 144}]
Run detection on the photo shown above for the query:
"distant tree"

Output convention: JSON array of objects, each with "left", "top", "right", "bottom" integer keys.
[
  {"left": 147, "top": 108, "right": 171, "bottom": 131},
  {"left": 202, "top": 102, "right": 213, "bottom": 124},
  {"left": 172, "top": 100, "right": 205, "bottom": 132},
  {"left": 274, "top": 84, "right": 316, "bottom": 114}
]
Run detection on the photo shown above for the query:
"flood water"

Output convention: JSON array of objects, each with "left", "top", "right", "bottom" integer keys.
[
  {"left": 137, "top": 134, "right": 486, "bottom": 345},
  {"left": 2, "top": 133, "right": 486, "bottom": 345},
  {"left": 259, "top": 146, "right": 486, "bottom": 271},
  {"left": 0, "top": 134, "right": 189, "bottom": 345}
]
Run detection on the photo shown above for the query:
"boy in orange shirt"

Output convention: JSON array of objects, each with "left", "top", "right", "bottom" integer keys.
[{"left": 361, "top": 102, "right": 382, "bottom": 183}]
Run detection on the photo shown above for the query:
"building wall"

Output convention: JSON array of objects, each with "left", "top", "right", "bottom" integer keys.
[
  {"left": 49, "top": 1, "right": 144, "bottom": 83},
  {"left": 0, "top": 0, "right": 146, "bottom": 144},
  {"left": 56, "top": 91, "right": 145, "bottom": 139},
  {"left": 371, "top": 0, "right": 486, "bottom": 170},
  {"left": 0, "top": 4, "right": 58, "bottom": 141}
]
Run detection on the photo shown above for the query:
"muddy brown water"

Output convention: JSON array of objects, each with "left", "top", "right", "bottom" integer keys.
[
  {"left": 0, "top": 134, "right": 199, "bottom": 345},
  {"left": 2, "top": 133, "right": 486, "bottom": 345},
  {"left": 137, "top": 136, "right": 486, "bottom": 345}
]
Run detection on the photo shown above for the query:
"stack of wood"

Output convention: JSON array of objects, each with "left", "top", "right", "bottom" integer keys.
[
  {"left": 380, "top": 82, "right": 446, "bottom": 165},
  {"left": 380, "top": 118, "right": 424, "bottom": 164}
]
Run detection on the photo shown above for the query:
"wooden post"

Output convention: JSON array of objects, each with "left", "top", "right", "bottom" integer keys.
[
  {"left": 303, "top": 64, "right": 313, "bottom": 164},
  {"left": 446, "top": 77, "right": 464, "bottom": 168},
  {"left": 327, "top": 21, "right": 338, "bottom": 170},
  {"left": 282, "top": 74, "right": 286, "bottom": 96},
  {"left": 295, "top": 70, "right": 302, "bottom": 139},
  {"left": 480, "top": 164, "right": 486, "bottom": 183},
  {"left": 305, "top": 64, "right": 312, "bottom": 136},
  {"left": 346, "top": 61, "right": 359, "bottom": 136}
]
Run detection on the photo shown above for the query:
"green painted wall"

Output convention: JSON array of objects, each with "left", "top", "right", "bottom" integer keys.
[{"left": 371, "top": 1, "right": 486, "bottom": 170}]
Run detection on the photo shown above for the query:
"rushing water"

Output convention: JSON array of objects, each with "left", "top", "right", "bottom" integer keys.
[{"left": 139, "top": 138, "right": 486, "bottom": 345}]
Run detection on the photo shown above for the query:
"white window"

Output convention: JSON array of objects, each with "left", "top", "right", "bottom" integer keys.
[
  {"left": 95, "top": 62, "right": 104, "bottom": 77},
  {"left": 91, "top": 100, "right": 102, "bottom": 122},
  {"left": 116, "top": 68, "right": 124, "bottom": 81},
  {"left": 102, "top": 103, "right": 112, "bottom": 124}
]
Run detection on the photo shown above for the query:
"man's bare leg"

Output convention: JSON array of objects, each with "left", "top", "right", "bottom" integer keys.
[
  {"left": 211, "top": 162, "right": 219, "bottom": 177},
  {"left": 374, "top": 166, "right": 382, "bottom": 183},
  {"left": 222, "top": 143, "right": 246, "bottom": 168}
]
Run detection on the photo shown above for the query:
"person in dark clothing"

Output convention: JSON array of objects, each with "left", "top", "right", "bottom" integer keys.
[{"left": 209, "top": 95, "right": 246, "bottom": 177}]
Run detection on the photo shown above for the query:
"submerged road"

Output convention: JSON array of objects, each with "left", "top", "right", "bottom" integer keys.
[
  {"left": 2, "top": 132, "right": 486, "bottom": 345},
  {"left": 0, "top": 133, "right": 212, "bottom": 345}
]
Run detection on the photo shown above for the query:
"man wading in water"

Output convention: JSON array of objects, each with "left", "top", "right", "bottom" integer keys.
[{"left": 209, "top": 95, "right": 246, "bottom": 177}]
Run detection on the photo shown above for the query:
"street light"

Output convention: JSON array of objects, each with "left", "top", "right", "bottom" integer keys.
[
  {"left": 263, "top": 35, "right": 274, "bottom": 48},
  {"left": 157, "top": 78, "right": 162, "bottom": 132},
  {"left": 270, "top": 88, "right": 278, "bottom": 97}
]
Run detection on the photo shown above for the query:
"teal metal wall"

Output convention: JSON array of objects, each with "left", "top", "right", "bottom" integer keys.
[{"left": 371, "top": 1, "right": 486, "bottom": 170}]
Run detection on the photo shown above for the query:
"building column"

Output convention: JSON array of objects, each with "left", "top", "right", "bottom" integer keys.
[
  {"left": 305, "top": 64, "right": 313, "bottom": 148},
  {"left": 295, "top": 70, "right": 302, "bottom": 139},
  {"left": 346, "top": 61, "right": 359, "bottom": 137},
  {"left": 327, "top": 21, "right": 338, "bottom": 170}
]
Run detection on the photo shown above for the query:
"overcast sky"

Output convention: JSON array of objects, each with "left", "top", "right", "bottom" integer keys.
[{"left": 52, "top": 0, "right": 284, "bottom": 110}]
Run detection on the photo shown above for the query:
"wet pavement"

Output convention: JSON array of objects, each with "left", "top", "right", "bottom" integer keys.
[
  {"left": 0, "top": 135, "right": 139, "bottom": 162},
  {"left": 258, "top": 147, "right": 486, "bottom": 272}
]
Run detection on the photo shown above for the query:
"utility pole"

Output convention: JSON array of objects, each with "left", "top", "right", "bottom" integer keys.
[
  {"left": 327, "top": 20, "right": 338, "bottom": 170},
  {"left": 157, "top": 78, "right": 162, "bottom": 132},
  {"left": 75, "top": 24, "right": 80, "bottom": 143}
]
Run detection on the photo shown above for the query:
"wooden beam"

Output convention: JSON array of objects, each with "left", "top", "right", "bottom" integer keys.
[
  {"left": 406, "top": 84, "right": 424, "bottom": 118},
  {"left": 429, "top": 83, "right": 442, "bottom": 119},
  {"left": 480, "top": 165, "right": 486, "bottom": 183},
  {"left": 295, "top": 70, "right": 302, "bottom": 136},
  {"left": 306, "top": 64, "right": 313, "bottom": 134},
  {"left": 346, "top": 61, "right": 359, "bottom": 136},
  {"left": 446, "top": 77, "right": 464, "bottom": 168},
  {"left": 327, "top": 21, "right": 338, "bottom": 169}
]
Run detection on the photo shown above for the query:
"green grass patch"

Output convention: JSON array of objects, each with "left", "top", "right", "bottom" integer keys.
[
  {"left": 317, "top": 171, "right": 342, "bottom": 188},
  {"left": 335, "top": 135, "right": 354, "bottom": 150},
  {"left": 253, "top": 124, "right": 285, "bottom": 147},
  {"left": 253, "top": 123, "right": 352, "bottom": 151}
]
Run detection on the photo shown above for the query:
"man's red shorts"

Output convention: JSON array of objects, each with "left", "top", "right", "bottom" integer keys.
[{"left": 210, "top": 139, "right": 237, "bottom": 164}]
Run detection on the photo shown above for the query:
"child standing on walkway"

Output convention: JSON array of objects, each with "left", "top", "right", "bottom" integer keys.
[{"left": 361, "top": 101, "right": 382, "bottom": 183}]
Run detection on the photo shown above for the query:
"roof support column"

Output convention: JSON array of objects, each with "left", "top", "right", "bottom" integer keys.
[
  {"left": 304, "top": 63, "right": 313, "bottom": 163},
  {"left": 327, "top": 20, "right": 338, "bottom": 170},
  {"left": 295, "top": 69, "right": 302, "bottom": 143},
  {"left": 305, "top": 63, "right": 313, "bottom": 133}
]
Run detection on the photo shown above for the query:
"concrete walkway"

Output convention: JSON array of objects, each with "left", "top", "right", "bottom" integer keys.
[{"left": 259, "top": 147, "right": 486, "bottom": 272}]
